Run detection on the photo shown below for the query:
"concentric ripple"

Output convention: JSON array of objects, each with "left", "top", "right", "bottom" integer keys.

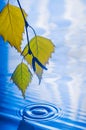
[{"left": 19, "top": 103, "right": 62, "bottom": 121}]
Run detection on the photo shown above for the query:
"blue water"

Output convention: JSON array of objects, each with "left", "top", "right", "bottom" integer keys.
[{"left": 0, "top": 0, "right": 86, "bottom": 130}]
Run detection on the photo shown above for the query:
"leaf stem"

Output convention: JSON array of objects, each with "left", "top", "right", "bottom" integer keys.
[{"left": 28, "top": 24, "right": 38, "bottom": 53}]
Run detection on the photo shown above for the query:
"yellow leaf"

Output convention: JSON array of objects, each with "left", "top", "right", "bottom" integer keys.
[
  {"left": 11, "top": 63, "right": 32, "bottom": 97},
  {"left": 22, "top": 36, "right": 55, "bottom": 82},
  {"left": 0, "top": 4, "right": 27, "bottom": 52}
]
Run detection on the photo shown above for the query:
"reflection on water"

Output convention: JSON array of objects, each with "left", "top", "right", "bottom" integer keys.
[
  {"left": 18, "top": 119, "right": 34, "bottom": 130},
  {"left": 0, "top": 0, "right": 86, "bottom": 129}
]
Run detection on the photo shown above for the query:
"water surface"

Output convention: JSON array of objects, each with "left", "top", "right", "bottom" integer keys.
[{"left": 0, "top": 0, "right": 86, "bottom": 130}]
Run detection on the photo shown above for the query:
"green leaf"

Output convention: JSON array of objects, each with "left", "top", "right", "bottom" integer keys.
[
  {"left": 0, "top": 4, "right": 27, "bottom": 52},
  {"left": 11, "top": 63, "right": 32, "bottom": 97},
  {"left": 22, "top": 36, "right": 55, "bottom": 83}
]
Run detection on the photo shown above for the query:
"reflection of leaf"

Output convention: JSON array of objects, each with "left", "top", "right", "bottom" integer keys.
[
  {"left": 22, "top": 36, "right": 55, "bottom": 82},
  {"left": 11, "top": 63, "right": 32, "bottom": 97},
  {"left": 0, "top": 4, "right": 27, "bottom": 52}
]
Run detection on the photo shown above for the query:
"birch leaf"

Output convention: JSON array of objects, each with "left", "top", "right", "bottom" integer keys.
[
  {"left": 11, "top": 63, "right": 32, "bottom": 97},
  {"left": 0, "top": 4, "right": 27, "bottom": 52},
  {"left": 22, "top": 36, "right": 55, "bottom": 82}
]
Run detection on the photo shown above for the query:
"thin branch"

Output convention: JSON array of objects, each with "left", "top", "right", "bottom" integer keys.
[
  {"left": 17, "top": 0, "right": 30, "bottom": 47},
  {"left": 17, "top": 0, "right": 38, "bottom": 57}
]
